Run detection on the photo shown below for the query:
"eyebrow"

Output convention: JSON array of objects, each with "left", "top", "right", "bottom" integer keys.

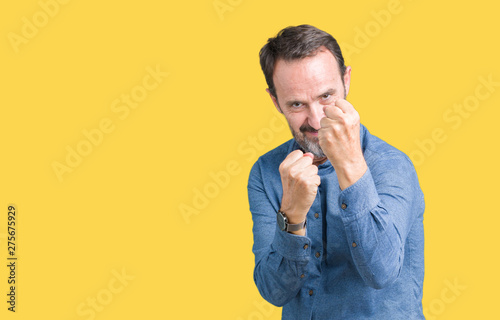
[
  {"left": 284, "top": 88, "right": 337, "bottom": 107},
  {"left": 319, "top": 88, "right": 337, "bottom": 98}
]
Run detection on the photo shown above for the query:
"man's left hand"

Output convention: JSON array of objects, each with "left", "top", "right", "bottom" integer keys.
[{"left": 318, "top": 99, "right": 368, "bottom": 190}]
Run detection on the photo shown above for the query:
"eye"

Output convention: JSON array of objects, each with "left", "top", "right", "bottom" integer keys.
[
  {"left": 322, "top": 94, "right": 331, "bottom": 100},
  {"left": 291, "top": 102, "right": 303, "bottom": 108}
]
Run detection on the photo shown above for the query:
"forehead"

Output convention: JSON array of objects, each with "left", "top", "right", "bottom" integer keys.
[{"left": 272, "top": 49, "right": 341, "bottom": 98}]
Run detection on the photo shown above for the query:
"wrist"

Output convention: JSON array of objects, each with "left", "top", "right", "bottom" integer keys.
[
  {"left": 277, "top": 210, "right": 307, "bottom": 234},
  {"left": 289, "top": 228, "right": 306, "bottom": 236},
  {"left": 335, "top": 160, "right": 367, "bottom": 190},
  {"left": 279, "top": 207, "right": 305, "bottom": 224}
]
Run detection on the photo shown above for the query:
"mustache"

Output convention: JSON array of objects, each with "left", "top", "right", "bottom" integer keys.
[{"left": 300, "top": 124, "right": 318, "bottom": 133}]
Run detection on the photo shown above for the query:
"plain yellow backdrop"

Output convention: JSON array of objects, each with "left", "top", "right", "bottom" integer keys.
[{"left": 1, "top": 0, "right": 499, "bottom": 319}]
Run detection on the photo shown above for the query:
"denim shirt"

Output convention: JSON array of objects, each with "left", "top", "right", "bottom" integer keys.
[{"left": 247, "top": 124, "right": 425, "bottom": 320}]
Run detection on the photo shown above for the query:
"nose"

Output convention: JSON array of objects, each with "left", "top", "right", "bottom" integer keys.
[{"left": 308, "top": 103, "right": 325, "bottom": 130}]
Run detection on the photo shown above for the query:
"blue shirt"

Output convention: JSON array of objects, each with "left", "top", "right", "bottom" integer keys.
[{"left": 247, "top": 124, "right": 425, "bottom": 319}]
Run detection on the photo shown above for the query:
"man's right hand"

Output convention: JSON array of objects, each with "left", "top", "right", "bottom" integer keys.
[{"left": 279, "top": 150, "right": 321, "bottom": 234}]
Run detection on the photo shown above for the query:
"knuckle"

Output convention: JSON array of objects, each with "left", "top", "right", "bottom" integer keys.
[
  {"left": 279, "top": 163, "right": 286, "bottom": 174},
  {"left": 338, "top": 116, "right": 347, "bottom": 125},
  {"left": 324, "top": 132, "right": 332, "bottom": 141},
  {"left": 292, "top": 150, "right": 303, "bottom": 157},
  {"left": 298, "top": 178, "right": 309, "bottom": 188},
  {"left": 312, "top": 166, "right": 318, "bottom": 175}
]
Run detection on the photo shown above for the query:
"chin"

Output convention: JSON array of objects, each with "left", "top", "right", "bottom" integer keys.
[{"left": 301, "top": 140, "right": 326, "bottom": 158}]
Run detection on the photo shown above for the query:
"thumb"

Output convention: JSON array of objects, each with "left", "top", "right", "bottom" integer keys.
[{"left": 303, "top": 152, "right": 314, "bottom": 160}]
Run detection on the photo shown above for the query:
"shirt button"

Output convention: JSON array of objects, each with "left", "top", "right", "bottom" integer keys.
[
  {"left": 303, "top": 244, "right": 309, "bottom": 250},
  {"left": 352, "top": 242, "right": 357, "bottom": 248},
  {"left": 309, "top": 290, "right": 314, "bottom": 296},
  {"left": 341, "top": 203, "right": 347, "bottom": 210},
  {"left": 315, "top": 252, "right": 321, "bottom": 258},
  {"left": 314, "top": 213, "right": 319, "bottom": 218},
  {"left": 300, "top": 274, "right": 305, "bottom": 279}
]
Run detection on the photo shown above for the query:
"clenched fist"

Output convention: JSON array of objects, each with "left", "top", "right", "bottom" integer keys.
[
  {"left": 318, "top": 99, "right": 367, "bottom": 190},
  {"left": 279, "top": 150, "right": 321, "bottom": 235}
]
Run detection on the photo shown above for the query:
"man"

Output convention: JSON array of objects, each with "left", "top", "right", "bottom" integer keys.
[{"left": 248, "top": 25, "right": 425, "bottom": 319}]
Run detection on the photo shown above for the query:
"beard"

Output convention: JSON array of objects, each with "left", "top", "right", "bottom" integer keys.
[
  {"left": 282, "top": 83, "right": 346, "bottom": 159},
  {"left": 290, "top": 123, "right": 326, "bottom": 158}
]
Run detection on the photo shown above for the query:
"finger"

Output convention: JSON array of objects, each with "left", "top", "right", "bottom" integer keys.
[
  {"left": 320, "top": 116, "right": 329, "bottom": 128},
  {"left": 303, "top": 152, "right": 314, "bottom": 160},
  {"left": 280, "top": 150, "right": 304, "bottom": 172},
  {"left": 320, "top": 115, "right": 337, "bottom": 129},
  {"left": 312, "top": 175, "right": 321, "bottom": 186},
  {"left": 306, "top": 174, "right": 321, "bottom": 187},
  {"left": 317, "top": 125, "right": 329, "bottom": 138},
  {"left": 334, "top": 99, "right": 355, "bottom": 114},
  {"left": 314, "top": 175, "right": 321, "bottom": 186},
  {"left": 323, "top": 104, "right": 344, "bottom": 120},
  {"left": 302, "top": 163, "right": 319, "bottom": 176},
  {"left": 284, "top": 150, "right": 304, "bottom": 164},
  {"left": 291, "top": 153, "right": 314, "bottom": 170}
]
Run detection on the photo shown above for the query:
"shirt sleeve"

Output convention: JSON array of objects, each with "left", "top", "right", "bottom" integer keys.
[
  {"left": 337, "top": 152, "right": 425, "bottom": 289},
  {"left": 248, "top": 160, "right": 311, "bottom": 306}
]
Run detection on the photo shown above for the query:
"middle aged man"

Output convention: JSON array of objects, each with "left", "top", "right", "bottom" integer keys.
[{"left": 247, "top": 25, "right": 425, "bottom": 319}]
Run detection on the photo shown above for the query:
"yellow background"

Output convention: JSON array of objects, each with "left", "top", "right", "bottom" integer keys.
[{"left": 1, "top": 0, "right": 499, "bottom": 319}]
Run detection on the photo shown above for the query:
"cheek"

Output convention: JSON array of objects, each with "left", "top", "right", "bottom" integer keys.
[{"left": 285, "top": 113, "right": 306, "bottom": 131}]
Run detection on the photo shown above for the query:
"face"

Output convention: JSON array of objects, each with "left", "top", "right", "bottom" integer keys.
[{"left": 267, "top": 47, "right": 351, "bottom": 158}]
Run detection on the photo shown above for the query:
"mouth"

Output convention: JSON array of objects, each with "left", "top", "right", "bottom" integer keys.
[{"left": 303, "top": 130, "right": 318, "bottom": 137}]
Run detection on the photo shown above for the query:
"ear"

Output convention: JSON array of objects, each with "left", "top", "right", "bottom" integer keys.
[
  {"left": 343, "top": 66, "right": 352, "bottom": 97},
  {"left": 266, "top": 88, "right": 283, "bottom": 114}
]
